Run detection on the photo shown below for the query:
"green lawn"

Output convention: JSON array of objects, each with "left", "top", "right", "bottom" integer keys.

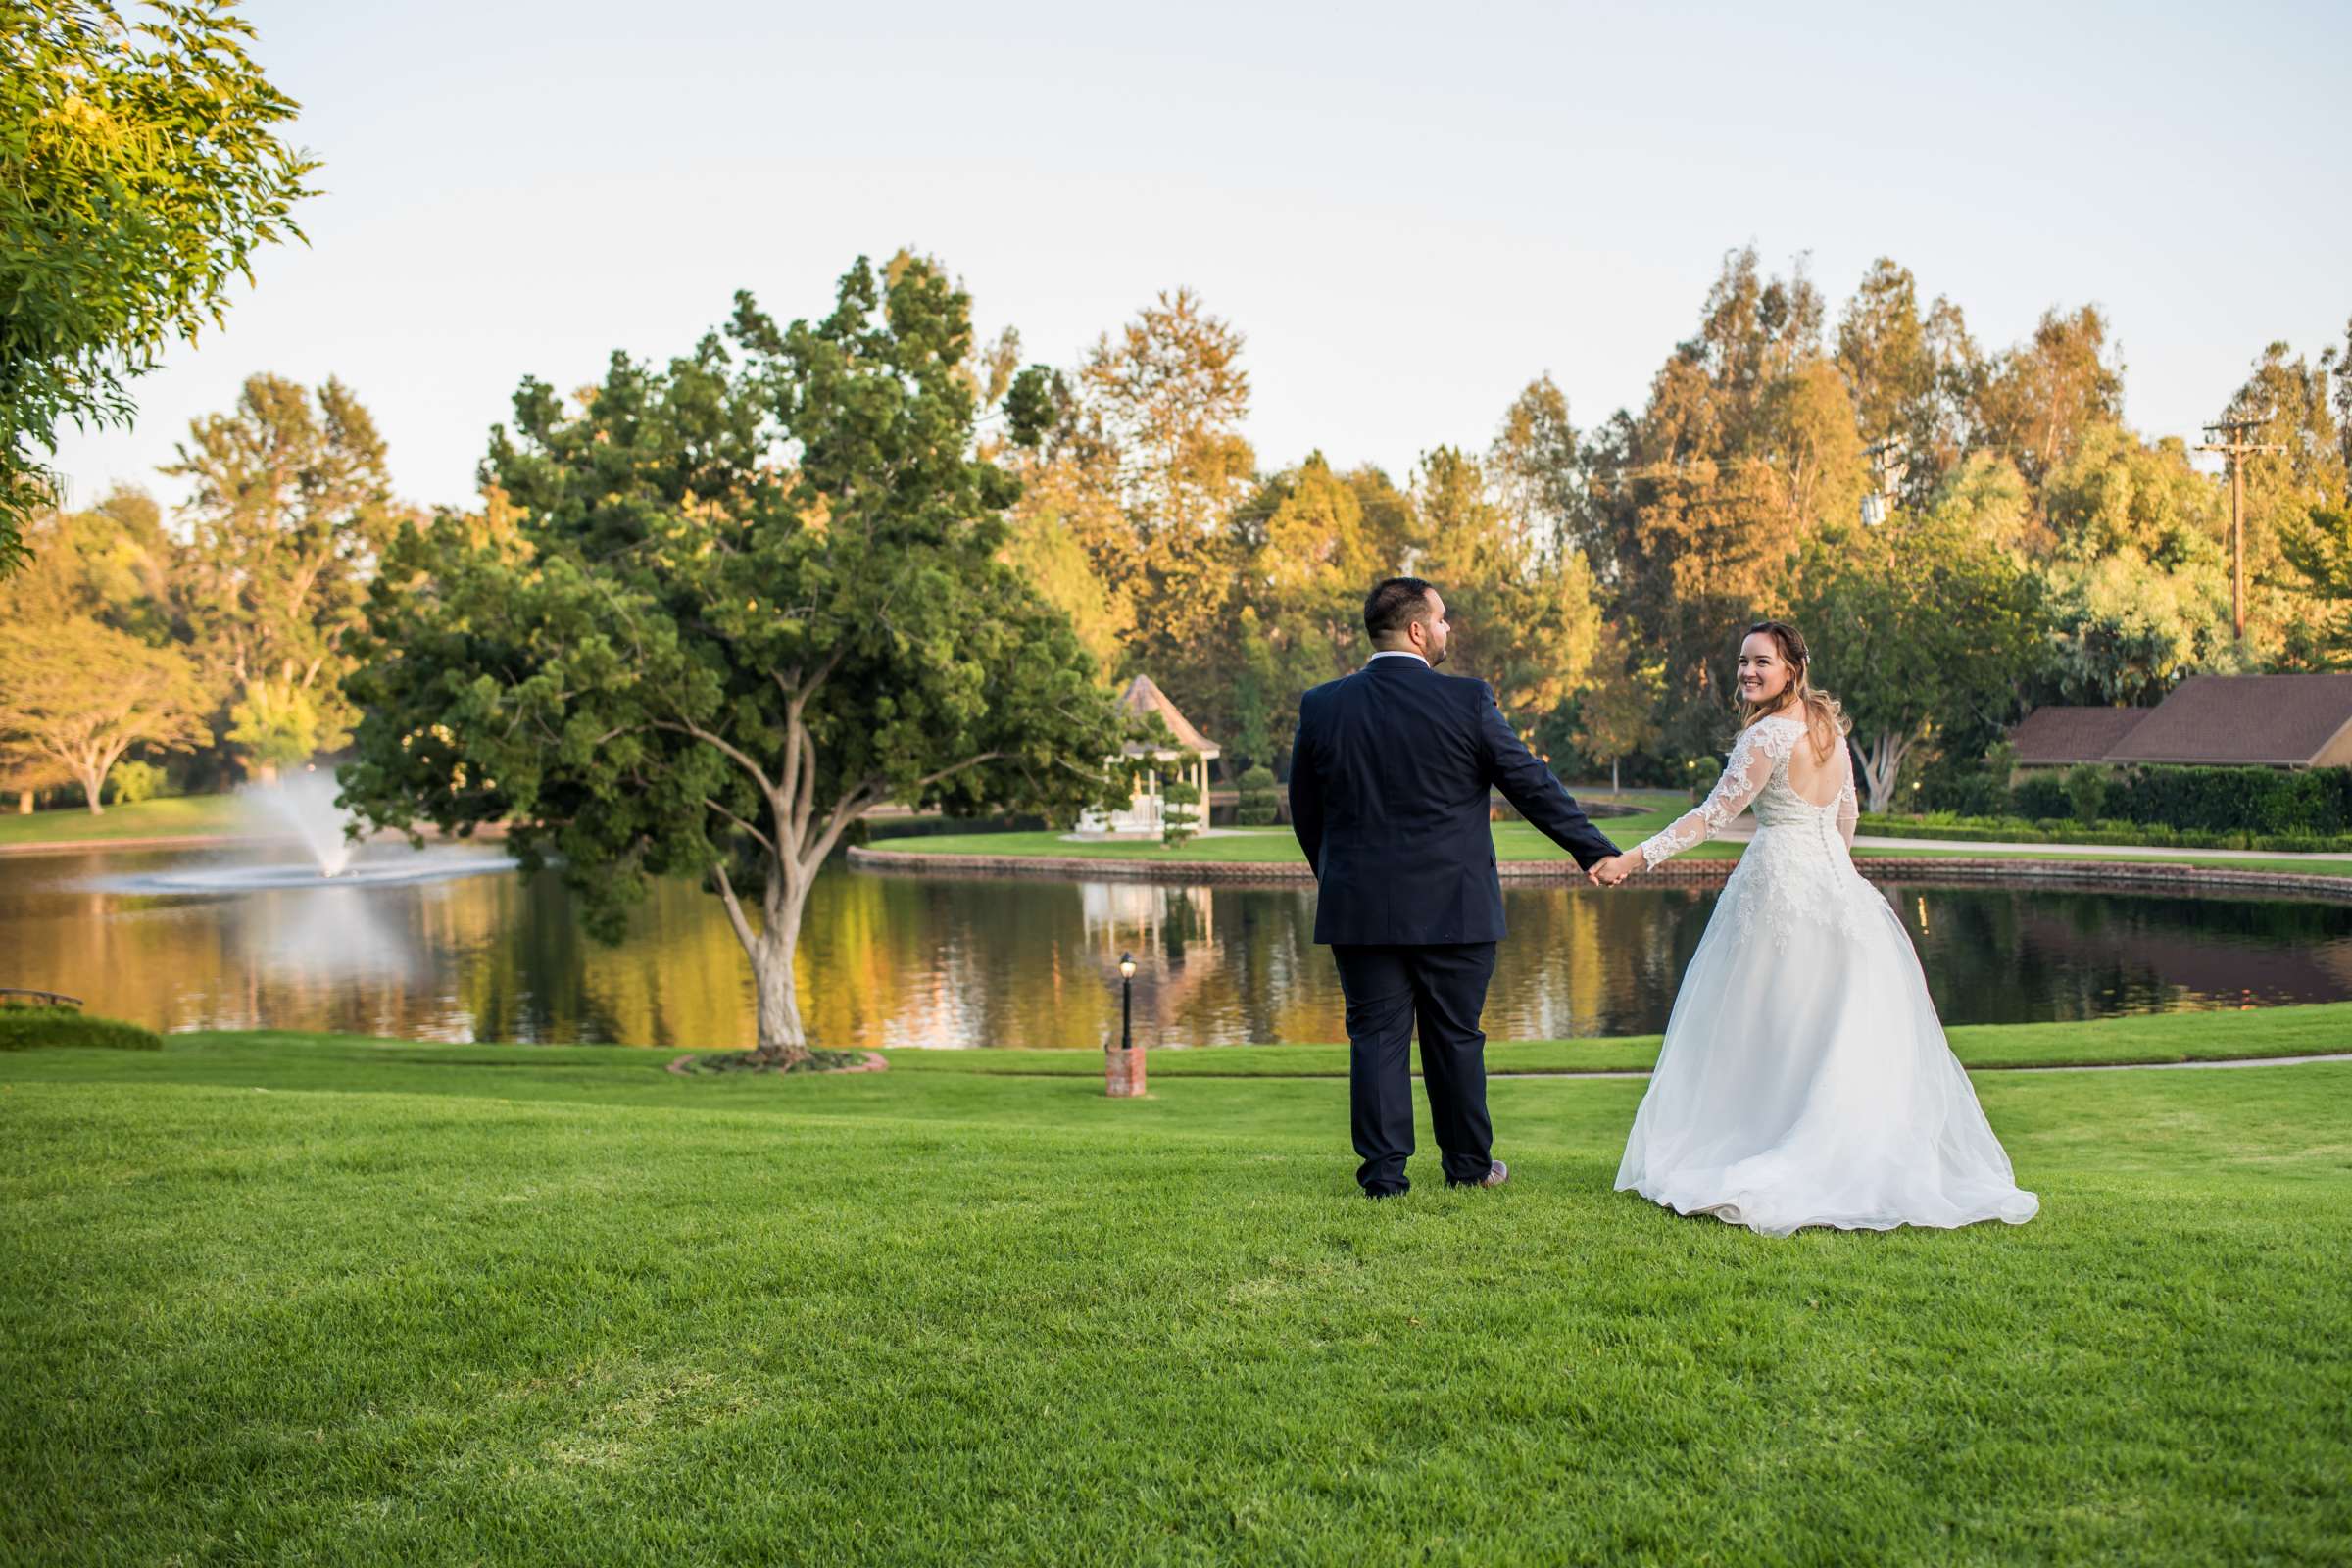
[
  {"left": 877, "top": 817, "right": 2352, "bottom": 880},
  {"left": 5, "top": 1025, "right": 2349, "bottom": 1563},
  {"left": 877, "top": 816, "right": 1685, "bottom": 864},
  {"left": 0, "top": 793, "right": 249, "bottom": 848},
  {"left": 878, "top": 1002, "right": 2352, "bottom": 1076}
]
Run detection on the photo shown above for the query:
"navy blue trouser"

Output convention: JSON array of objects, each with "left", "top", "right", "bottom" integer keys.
[{"left": 1330, "top": 942, "right": 1499, "bottom": 1196}]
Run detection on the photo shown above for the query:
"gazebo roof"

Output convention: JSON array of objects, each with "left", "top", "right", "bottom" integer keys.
[{"left": 1116, "top": 675, "right": 1220, "bottom": 759}]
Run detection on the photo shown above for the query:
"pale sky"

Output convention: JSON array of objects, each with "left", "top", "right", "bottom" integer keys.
[{"left": 52, "top": 0, "right": 2352, "bottom": 515}]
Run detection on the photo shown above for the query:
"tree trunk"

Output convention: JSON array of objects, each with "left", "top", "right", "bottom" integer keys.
[
  {"left": 74, "top": 764, "right": 105, "bottom": 815},
  {"left": 747, "top": 898, "right": 811, "bottom": 1068},
  {"left": 1610, "top": 758, "right": 1620, "bottom": 795},
  {"left": 1858, "top": 730, "right": 1912, "bottom": 814},
  {"left": 15, "top": 789, "right": 29, "bottom": 815},
  {"left": 256, "top": 760, "right": 280, "bottom": 787}
]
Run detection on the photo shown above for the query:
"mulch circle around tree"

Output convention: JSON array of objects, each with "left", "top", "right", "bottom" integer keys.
[{"left": 666, "top": 1049, "right": 887, "bottom": 1077}]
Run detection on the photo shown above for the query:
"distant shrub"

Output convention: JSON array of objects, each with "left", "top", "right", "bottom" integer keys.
[
  {"left": 1686, "top": 755, "right": 1723, "bottom": 802},
  {"left": 0, "top": 1007, "right": 164, "bottom": 1052},
  {"left": 1237, "top": 764, "right": 1279, "bottom": 826},
  {"left": 2064, "top": 765, "right": 2107, "bottom": 826},
  {"left": 2011, "top": 775, "right": 2071, "bottom": 821},
  {"left": 107, "top": 761, "right": 168, "bottom": 805}
]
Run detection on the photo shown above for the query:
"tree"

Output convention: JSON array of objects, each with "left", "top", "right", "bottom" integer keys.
[
  {"left": 1, "top": 0, "right": 317, "bottom": 573},
  {"left": 1834, "top": 259, "right": 1982, "bottom": 505},
  {"left": 165, "top": 373, "right": 404, "bottom": 777},
  {"left": 1590, "top": 248, "right": 1855, "bottom": 760},
  {"left": 1080, "top": 286, "right": 1253, "bottom": 536},
  {"left": 2216, "top": 341, "right": 2346, "bottom": 663},
  {"left": 1074, "top": 287, "right": 1256, "bottom": 753},
  {"left": 997, "top": 451, "right": 1132, "bottom": 681},
  {"left": 1794, "top": 512, "right": 2042, "bottom": 812},
  {"left": 1572, "top": 622, "right": 1663, "bottom": 794},
  {"left": 2276, "top": 506, "right": 2352, "bottom": 666},
  {"left": 1241, "top": 452, "right": 1381, "bottom": 761},
  {"left": 0, "top": 736, "right": 68, "bottom": 813},
  {"left": 1974, "top": 306, "right": 2124, "bottom": 491},
  {"left": 342, "top": 257, "right": 1125, "bottom": 1067},
  {"left": 0, "top": 616, "right": 210, "bottom": 810},
  {"left": 2034, "top": 422, "right": 2232, "bottom": 704},
  {"left": 1413, "top": 444, "right": 1603, "bottom": 729},
  {"left": 1488, "top": 374, "right": 1592, "bottom": 566},
  {"left": 1343, "top": 463, "right": 1420, "bottom": 575}
]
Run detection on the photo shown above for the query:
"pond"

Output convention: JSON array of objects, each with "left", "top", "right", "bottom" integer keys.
[{"left": 7, "top": 842, "right": 2349, "bottom": 1049}]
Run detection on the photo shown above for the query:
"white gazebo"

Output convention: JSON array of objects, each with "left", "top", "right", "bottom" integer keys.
[{"left": 1074, "top": 675, "right": 1220, "bottom": 840}]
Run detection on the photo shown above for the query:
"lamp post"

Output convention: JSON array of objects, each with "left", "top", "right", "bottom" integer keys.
[{"left": 1107, "top": 952, "right": 1146, "bottom": 1098}]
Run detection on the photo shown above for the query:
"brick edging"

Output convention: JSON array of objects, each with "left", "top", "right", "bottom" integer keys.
[{"left": 846, "top": 845, "right": 2352, "bottom": 900}]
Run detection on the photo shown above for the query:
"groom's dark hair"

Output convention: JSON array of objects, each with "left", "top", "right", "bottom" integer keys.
[{"left": 1364, "top": 577, "right": 1437, "bottom": 640}]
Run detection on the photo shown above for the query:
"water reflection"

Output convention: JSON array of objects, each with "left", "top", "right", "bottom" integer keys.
[{"left": 6, "top": 844, "right": 2350, "bottom": 1048}]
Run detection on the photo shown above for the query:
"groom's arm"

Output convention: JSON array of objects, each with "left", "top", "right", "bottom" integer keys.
[
  {"left": 1476, "top": 684, "right": 1618, "bottom": 869},
  {"left": 1287, "top": 714, "right": 1324, "bottom": 875}
]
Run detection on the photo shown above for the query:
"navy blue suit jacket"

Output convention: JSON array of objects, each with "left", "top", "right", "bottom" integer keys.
[{"left": 1288, "top": 656, "right": 1620, "bottom": 946}]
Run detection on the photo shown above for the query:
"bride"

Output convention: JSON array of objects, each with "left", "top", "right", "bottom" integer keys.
[{"left": 1586, "top": 620, "right": 2038, "bottom": 1237}]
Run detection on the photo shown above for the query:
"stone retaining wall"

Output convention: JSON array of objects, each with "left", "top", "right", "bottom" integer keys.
[{"left": 846, "top": 845, "right": 2352, "bottom": 901}]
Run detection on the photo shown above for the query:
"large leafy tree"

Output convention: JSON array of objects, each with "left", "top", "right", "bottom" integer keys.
[
  {"left": 2034, "top": 422, "right": 2232, "bottom": 703},
  {"left": 343, "top": 258, "right": 1124, "bottom": 1065},
  {"left": 2215, "top": 341, "right": 2346, "bottom": 664},
  {"left": 1973, "top": 305, "right": 2124, "bottom": 492},
  {"left": 0, "top": 615, "right": 210, "bottom": 811},
  {"left": 1589, "top": 248, "right": 1860, "bottom": 760},
  {"left": 1074, "top": 287, "right": 1256, "bottom": 746},
  {"left": 1570, "top": 621, "right": 1663, "bottom": 794},
  {"left": 2280, "top": 507, "right": 2352, "bottom": 665},
  {"left": 1413, "top": 444, "right": 1602, "bottom": 729},
  {"left": 1834, "top": 258, "right": 1982, "bottom": 507},
  {"left": 1795, "top": 509, "right": 2042, "bottom": 813},
  {"left": 0, "top": 497, "right": 197, "bottom": 807},
  {"left": 0, "top": 1, "right": 317, "bottom": 573},
  {"left": 165, "top": 373, "right": 404, "bottom": 779},
  {"left": 1488, "top": 374, "right": 1595, "bottom": 567}
]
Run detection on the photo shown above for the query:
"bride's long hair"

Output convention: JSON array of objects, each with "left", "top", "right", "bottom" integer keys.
[{"left": 1740, "top": 619, "right": 1848, "bottom": 764}]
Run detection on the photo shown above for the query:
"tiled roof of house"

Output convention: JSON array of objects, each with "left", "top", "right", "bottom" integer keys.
[
  {"left": 2008, "top": 706, "right": 2152, "bottom": 766},
  {"left": 2103, "top": 673, "right": 2352, "bottom": 766}
]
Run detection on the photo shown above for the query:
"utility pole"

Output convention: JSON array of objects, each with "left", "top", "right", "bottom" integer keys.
[{"left": 2196, "top": 416, "right": 2286, "bottom": 644}]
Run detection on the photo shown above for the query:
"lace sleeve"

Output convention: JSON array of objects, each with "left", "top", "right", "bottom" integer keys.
[
  {"left": 1836, "top": 744, "right": 1859, "bottom": 849},
  {"left": 1638, "top": 724, "right": 1785, "bottom": 871}
]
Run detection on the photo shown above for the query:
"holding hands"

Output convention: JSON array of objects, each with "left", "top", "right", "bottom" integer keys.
[{"left": 1588, "top": 850, "right": 1642, "bottom": 889}]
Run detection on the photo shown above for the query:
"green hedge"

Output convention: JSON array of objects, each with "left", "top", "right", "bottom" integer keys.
[
  {"left": 1857, "top": 812, "right": 2352, "bottom": 854},
  {"left": 1997, "top": 764, "right": 2352, "bottom": 836},
  {"left": 0, "top": 1007, "right": 165, "bottom": 1052},
  {"left": 2108, "top": 765, "right": 2352, "bottom": 835},
  {"left": 859, "top": 813, "right": 1048, "bottom": 842}
]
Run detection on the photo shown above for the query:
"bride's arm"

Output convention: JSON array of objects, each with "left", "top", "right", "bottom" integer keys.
[
  {"left": 1836, "top": 742, "right": 1859, "bottom": 849},
  {"left": 1605, "top": 726, "right": 1778, "bottom": 879}
]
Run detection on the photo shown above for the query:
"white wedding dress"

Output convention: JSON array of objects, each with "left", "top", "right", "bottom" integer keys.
[{"left": 1614, "top": 715, "right": 2039, "bottom": 1237}]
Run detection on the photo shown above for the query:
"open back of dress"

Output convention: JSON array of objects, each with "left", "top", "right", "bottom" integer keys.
[{"left": 1616, "top": 715, "right": 2038, "bottom": 1236}]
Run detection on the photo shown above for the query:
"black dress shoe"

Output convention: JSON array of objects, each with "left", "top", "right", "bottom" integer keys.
[{"left": 1449, "top": 1160, "right": 1508, "bottom": 1189}]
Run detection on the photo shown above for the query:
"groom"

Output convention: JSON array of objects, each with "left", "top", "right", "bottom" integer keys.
[{"left": 1288, "top": 578, "right": 1621, "bottom": 1198}]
